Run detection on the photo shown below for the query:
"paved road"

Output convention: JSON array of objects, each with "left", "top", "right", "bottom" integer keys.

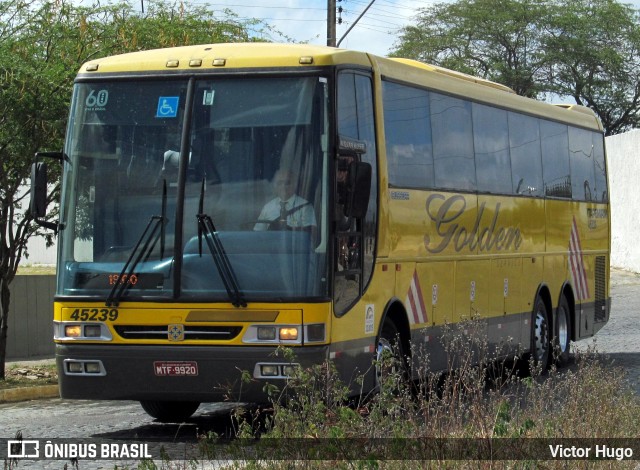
[
  {"left": 1, "top": 268, "right": 638, "bottom": 468},
  {"left": 575, "top": 268, "right": 640, "bottom": 394},
  {"left": 0, "top": 400, "right": 236, "bottom": 469}
]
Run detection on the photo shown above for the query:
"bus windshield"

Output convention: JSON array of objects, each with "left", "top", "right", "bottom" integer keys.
[{"left": 58, "top": 76, "right": 330, "bottom": 302}]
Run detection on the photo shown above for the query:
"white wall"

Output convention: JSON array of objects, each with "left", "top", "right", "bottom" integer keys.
[
  {"left": 17, "top": 183, "right": 57, "bottom": 266},
  {"left": 606, "top": 129, "right": 640, "bottom": 273},
  {"left": 23, "top": 235, "right": 57, "bottom": 266}
]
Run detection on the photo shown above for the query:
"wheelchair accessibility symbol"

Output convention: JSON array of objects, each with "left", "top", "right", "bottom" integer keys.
[{"left": 156, "top": 96, "right": 179, "bottom": 118}]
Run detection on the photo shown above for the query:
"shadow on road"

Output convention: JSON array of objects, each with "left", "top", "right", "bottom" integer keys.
[{"left": 92, "top": 403, "right": 259, "bottom": 442}]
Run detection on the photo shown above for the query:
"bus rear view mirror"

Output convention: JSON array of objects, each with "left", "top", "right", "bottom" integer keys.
[
  {"left": 30, "top": 162, "right": 48, "bottom": 219},
  {"left": 30, "top": 161, "right": 58, "bottom": 232},
  {"left": 344, "top": 161, "right": 372, "bottom": 219}
]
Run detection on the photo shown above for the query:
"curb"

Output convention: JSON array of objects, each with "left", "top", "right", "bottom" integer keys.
[{"left": 0, "top": 385, "right": 59, "bottom": 403}]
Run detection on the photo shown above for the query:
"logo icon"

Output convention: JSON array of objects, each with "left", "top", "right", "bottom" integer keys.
[
  {"left": 7, "top": 440, "right": 39, "bottom": 458},
  {"left": 168, "top": 324, "right": 184, "bottom": 341}
]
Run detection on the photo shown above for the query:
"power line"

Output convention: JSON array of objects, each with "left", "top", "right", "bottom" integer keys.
[
  {"left": 337, "top": 0, "right": 377, "bottom": 46},
  {"left": 190, "top": 1, "right": 326, "bottom": 11}
]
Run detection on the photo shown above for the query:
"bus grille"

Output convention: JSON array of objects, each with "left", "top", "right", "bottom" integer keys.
[
  {"left": 594, "top": 256, "right": 606, "bottom": 322},
  {"left": 114, "top": 325, "right": 243, "bottom": 341}
]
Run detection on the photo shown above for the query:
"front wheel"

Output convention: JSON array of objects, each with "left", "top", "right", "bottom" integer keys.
[
  {"left": 531, "top": 296, "right": 550, "bottom": 371},
  {"left": 140, "top": 400, "right": 200, "bottom": 422},
  {"left": 375, "top": 319, "right": 406, "bottom": 391}
]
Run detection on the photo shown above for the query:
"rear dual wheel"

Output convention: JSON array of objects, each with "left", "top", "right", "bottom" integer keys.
[
  {"left": 553, "top": 295, "right": 571, "bottom": 366},
  {"left": 531, "top": 296, "right": 550, "bottom": 371}
]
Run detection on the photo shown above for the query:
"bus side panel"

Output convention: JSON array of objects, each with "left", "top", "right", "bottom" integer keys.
[
  {"left": 583, "top": 201, "right": 611, "bottom": 335},
  {"left": 489, "top": 257, "right": 524, "bottom": 354},
  {"left": 402, "top": 261, "right": 455, "bottom": 373},
  {"left": 479, "top": 195, "right": 545, "bottom": 357},
  {"left": 545, "top": 198, "right": 610, "bottom": 340}
]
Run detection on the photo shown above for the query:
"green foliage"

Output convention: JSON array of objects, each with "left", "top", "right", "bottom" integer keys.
[
  {"left": 543, "top": 0, "right": 640, "bottom": 135},
  {"left": 391, "top": 0, "right": 640, "bottom": 134}
]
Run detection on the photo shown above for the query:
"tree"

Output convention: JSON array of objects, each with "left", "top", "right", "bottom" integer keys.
[
  {"left": 392, "top": 0, "right": 549, "bottom": 97},
  {"left": 391, "top": 0, "right": 640, "bottom": 134},
  {"left": 0, "top": 0, "right": 262, "bottom": 379},
  {"left": 544, "top": 0, "right": 640, "bottom": 135}
]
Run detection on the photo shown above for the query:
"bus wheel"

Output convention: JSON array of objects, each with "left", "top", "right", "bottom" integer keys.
[
  {"left": 140, "top": 400, "right": 200, "bottom": 422},
  {"left": 553, "top": 295, "right": 571, "bottom": 366},
  {"left": 531, "top": 296, "right": 550, "bottom": 371},
  {"left": 375, "top": 319, "right": 405, "bottom": 389}
]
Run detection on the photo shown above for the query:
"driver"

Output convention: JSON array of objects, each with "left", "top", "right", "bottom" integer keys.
[{"left": 254, "top": 169, "right": 316, "bottom": 232}]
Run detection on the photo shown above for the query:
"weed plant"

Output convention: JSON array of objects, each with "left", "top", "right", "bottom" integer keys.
[{"left": 197, "top": 319, "right": 640, "bottom": 469}]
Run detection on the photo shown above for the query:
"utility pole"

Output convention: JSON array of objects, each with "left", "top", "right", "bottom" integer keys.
[
  {"left": 337, "top": 0, "right": 376, "bottom": 47},
  {"left": 327, "top": 0, "right": 336, "bottom": 47}
]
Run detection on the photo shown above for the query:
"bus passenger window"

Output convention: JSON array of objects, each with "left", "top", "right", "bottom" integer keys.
[
  {"left": 430, "top": 93, "right": 476, "bottom": 191},
  {"left": 382, "top": 80, "right": 434, "bottom": 189},
  {"left": 569, "top": 127, "right": 597, "bottom": 201},
  {"left": 473, "top": 103, "right": 512, "bottom": 194},
  {"left": 541, "top": 121, "right": 571, "bottom": 198},
  {"left": 509, "top": 112, "right": 543, "bottom": 196}
]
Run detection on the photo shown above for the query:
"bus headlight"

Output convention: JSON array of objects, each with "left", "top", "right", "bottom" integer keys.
[
  {"left": 64, "top": 359, "right": 106, "bottom": 376},
  {"left": 84, "top": 362, "right": 102, "bottom": 374},
  {"left": 279, "top": 327, "right": 298, "bottom": 341},
  {"left": 257, "top": 326, "right": 277, "bottom": 341},
  {"left": 67, "top": 361, "right": 83, "bottom": 373},
  {"left": 243, "top": 324, "right": 325, "bottom": 344},
  {"left": 260, "top": 364, "right": 280, "bottom": 376},
  {"left": 304, "top": 324, "right": 325, "bottom": 342},
  {"left": 55, "top": 322, "right": 112, "bottom": 341},
  {"left": 64, "top": 325, "right": 82, "bottom": 338},
  {"left": 254, "top": 362, "right": 300, "bottom": 378},
  {"left": 243, "top": 324, "right": 303, "bottom": 344},
  {"left": 84, "top": 325, "right": 102, "bottom": 337}
]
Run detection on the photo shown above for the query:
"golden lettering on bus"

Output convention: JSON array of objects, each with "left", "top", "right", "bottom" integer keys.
[{"left": 423, "top": 194, "right": 522, "bottom": 253}]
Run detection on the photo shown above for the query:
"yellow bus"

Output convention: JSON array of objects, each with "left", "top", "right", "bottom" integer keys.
[{"left": 32, "top": 43, "right": 610, "bottom": 422}]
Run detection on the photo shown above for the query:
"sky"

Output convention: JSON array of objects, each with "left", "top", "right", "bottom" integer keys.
[
  {"left": 162, "top": 0, "right": 433, "bottom": 57},
  {"left": 215, "top": 0, "right": 431, "bottom": 56},
  {"left": 83, "top": 0, "right": 640, "bottom": 58},
  {"left": 180, "top": 0, "right": 640, "bottom": 57}
]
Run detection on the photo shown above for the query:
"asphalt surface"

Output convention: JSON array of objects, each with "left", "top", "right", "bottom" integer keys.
[{"left": 574, "top": 268, "right": 640, "bottom": 394}]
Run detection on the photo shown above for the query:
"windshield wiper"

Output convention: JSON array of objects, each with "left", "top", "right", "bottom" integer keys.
[
  {"left": 197, "top": 179, "right": 246, "bottom": 308},
  {"left": 105, "top": 182, "right": 168, "bottom": 307}
]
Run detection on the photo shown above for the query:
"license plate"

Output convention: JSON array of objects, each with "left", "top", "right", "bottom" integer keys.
[{"left": 154, "top": 361, "right": 198, "bottom": 376}]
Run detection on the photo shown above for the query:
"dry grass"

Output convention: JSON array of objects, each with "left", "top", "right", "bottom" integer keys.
[
  {"left": 0, "top": 362, "right": 57, "bottom": 390},
  {"left": 197, "top": 322, "right": 640, "bottom": 469},
  {"left": 16, "top": 265, "right": 56, "bottom": 275}
]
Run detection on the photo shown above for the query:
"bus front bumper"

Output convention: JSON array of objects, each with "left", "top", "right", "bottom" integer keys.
[{"left": 55, "top": 343, "right": 329, "bottom": 404}]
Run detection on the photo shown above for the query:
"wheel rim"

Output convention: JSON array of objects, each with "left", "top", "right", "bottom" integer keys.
[
  {"left": 557, "top": 306, "right": 569, "bottom": 353},
  {"left": 534, "top": 308, "right": 549, "bottom": 361}
]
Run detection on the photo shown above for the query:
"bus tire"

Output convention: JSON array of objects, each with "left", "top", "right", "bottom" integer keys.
[
  {"left": 531, "top": 296, "right": 550, "bottom": 371},
  {"left": 140, "top": 400, "right": 200, "bottom": 422},
  {"left": 375, "top": 318, "right": 405, "bottom": 389},
  {"left": 553, "top": 295, "right": 571, "bottom": 366}
]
